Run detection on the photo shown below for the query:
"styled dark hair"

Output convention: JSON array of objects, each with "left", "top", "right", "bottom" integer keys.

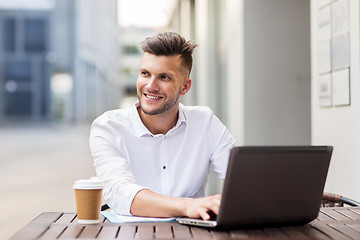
[{"left": 140, "top": 32, "right": 198, "bottom": 77}]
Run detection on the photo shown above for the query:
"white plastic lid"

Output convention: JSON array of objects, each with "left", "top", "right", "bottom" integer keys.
[{"left": 73, "top": 177, "right": 104, "bottom": 189}]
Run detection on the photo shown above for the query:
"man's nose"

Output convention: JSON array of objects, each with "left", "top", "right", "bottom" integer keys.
[{"left": 147, "top": 77, "right": 160, "bottom": 91}]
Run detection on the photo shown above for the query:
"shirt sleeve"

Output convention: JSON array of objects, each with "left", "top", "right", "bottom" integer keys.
[
  {"left": 89, "top": 115, "right": 147, "bottom": 215},
  {"left": 207, "top": 113, "right": 235, "bottom": 179}
]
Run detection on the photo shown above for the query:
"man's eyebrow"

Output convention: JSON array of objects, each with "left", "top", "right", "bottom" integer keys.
[
  {"left": 159, "top": 72, "right": 174, "bottom": 77},
  {"left": 139, "top": 68, "right": 175, "bottom": 78}
]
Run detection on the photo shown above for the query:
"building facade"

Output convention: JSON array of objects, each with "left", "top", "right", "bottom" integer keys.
[
  {"left": 168, "top": 0, "right": 360, "bottom": 202},
  {"left": 119, "top": 27, "right": 157, "bottom": 107},
  {"left": 311, "top": 0, "right": 360, "bottom": 201},
  {"left": 167, "top": 0, "right": 311, "bottom": 146},
  {"left": 0, "top": 5, "right": 52, "bottom": 121},
  {"left": 166, "top": 0, "right": 311, "bottom": 194},
  {"left": 0, "top": 0, "right": 121, "bottom": 123}
]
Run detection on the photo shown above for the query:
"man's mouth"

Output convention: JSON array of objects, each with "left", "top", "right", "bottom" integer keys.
[{"left": 144, "top": 93, "right": 163, "bottom": 100}]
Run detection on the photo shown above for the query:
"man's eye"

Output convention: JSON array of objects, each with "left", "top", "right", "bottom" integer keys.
[
  {"left": 141, "top": 71, "right": 149, "bottom": 76},
  {"left": 161, "top": 75, "right": 170, "bottom": 80}
]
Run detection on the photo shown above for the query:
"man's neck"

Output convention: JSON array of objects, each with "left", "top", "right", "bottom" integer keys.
[{"left": 137, "top": 106, "right": 179, "bottom": 135}]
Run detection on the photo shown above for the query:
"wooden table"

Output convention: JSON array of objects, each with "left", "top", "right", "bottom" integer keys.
[{"left": 10, "top": 207, "right": 360, "bottom": 240}]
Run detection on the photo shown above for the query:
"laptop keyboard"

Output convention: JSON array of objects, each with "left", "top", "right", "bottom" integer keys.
[{"left": 208, "top": 211, "right": 217, "bottom": 221}]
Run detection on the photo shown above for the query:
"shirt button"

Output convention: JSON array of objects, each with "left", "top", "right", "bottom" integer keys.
[{"left": 163, "top": 166, "right": 166, "bottom": 169}]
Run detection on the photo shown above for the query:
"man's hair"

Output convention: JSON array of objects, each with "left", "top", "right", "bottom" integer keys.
[{"left": 140, "top": 32, "right": 198, "bottom": 77}]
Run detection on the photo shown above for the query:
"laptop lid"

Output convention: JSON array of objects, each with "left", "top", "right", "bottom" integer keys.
[
  {"left": 177, "top": 146, "right": 333, "bottom": 228},
  {"left": 215, "top": 146, "right": 333, "bottom": 228}
]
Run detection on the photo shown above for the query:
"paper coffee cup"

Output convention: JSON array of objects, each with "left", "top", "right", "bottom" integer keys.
[{"left": 73, "top": 177, "right": 104, "bottom": 224}]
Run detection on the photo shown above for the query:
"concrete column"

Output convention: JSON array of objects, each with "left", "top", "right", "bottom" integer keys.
[{"left": 226, "top": 0, "right": 245, "bottom": 145}]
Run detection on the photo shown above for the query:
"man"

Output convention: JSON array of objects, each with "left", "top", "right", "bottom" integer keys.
[{"left": 90, "top": 32, "right": 234, "bottom": 220}]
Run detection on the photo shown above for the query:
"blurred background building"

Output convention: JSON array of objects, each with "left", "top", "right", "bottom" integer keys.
[
  {"left": 165, "top": 0, "right": 312, "bottom": 194},
  {"left": 166, "top": 0, "right": 312, "bottom": 146},
  {"left": 1, "top": 0, "right": 360, "bottom": 239},
  {"left": 119, "top": 27, "right": 157, "bottom": 108},
  {"left": 164, "top": 0, "right": 360, "bottom": 206},
  {"left": 0, "top": 0, "right": 120, "bottom": 123}
]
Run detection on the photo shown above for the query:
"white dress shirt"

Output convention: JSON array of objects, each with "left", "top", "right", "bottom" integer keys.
[{"left": 89, "top": 102, "right": 235, "bottom": 215}]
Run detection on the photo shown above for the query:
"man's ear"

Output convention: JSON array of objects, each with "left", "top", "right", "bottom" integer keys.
[{"left": 180, "top": 78, "right": 192, "bottom": 95}]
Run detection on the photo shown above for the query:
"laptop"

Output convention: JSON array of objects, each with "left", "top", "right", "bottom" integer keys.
[{"left": 177, "top": 146, "right": 333, "bottom": 228}]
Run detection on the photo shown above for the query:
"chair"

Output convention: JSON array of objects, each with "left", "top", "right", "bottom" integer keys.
[{"left": 322, "top": 192, "right": 360, "bottom": 207}]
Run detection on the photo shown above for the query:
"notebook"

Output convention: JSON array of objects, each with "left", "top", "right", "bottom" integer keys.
[{"left": 177, "top": 146, "right": 333, "bottom": 228}]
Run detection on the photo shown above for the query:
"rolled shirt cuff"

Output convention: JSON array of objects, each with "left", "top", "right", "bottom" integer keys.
[{"left": 106, "top": 184, "right": 148, "bottom": 215}]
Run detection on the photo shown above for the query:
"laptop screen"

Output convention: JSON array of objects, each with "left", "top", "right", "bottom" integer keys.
[{"left": 217, "top": 146, "right": 332, "bottom": 227}]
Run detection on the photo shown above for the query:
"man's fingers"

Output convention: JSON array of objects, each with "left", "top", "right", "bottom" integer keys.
[
  {"left": 199, "top": 209, "right": 210, "bottom": 220},
  {"left": 213, "top": 199, "right": 221, "bottom": 214},
  {"left": 204, "top": 195, "right": 221, "bottom": 215},
  {"left": 210, "top": 205, "right": 220, "bottom": 215},
  {"left": 184, "top": 194, "right": 222, "bottom": 219}
]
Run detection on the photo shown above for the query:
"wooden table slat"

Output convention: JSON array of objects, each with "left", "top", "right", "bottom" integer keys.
[
  {"left": 229, "top": 229, "right": 250, "bottom": 239},
  {"left": 97, "top": 226, "right": 119, "bottom": 239},
  {"left": 11, "top": 213, "right": 64, "bottom": 240},
  {"left": 245, "top": 229, "right": 267, "bottom": 238},
  {"left": 320, "top": 208, "right": 352, "bottom": 221},
  {"left": 11, "top": 212, "right": 62, "bottom": 240},
  {"left": 329, "top": 223, "right": 360, "bottom": 240},
  {"left": 58, "top": 225, "right": 84, "bottom": 239},
  {"left": 39, "top": 225, "right": 67, "bottom": 239},
  {"left": 11, "top": 225, "right": 50, "bottom": 240},
  {"left": 155, "top": 225, "right": 173, "bottom": 239},
  {"left": 346, "top": 223, "right": 360, "bottom": 234},
  {"left": 77, "top": 225, "right": 102, "bottom": 238},
  {"left": 311, "top": 223, "right": 352, "bottom": 240},
  {"left": 32, "top": 212, "right": 64, "bottom": 225},
  {"left": 335, "top": 209, "right": 360, "bottom": 220},
  {"left": 317, "top": 211, "right": 337, "bottom": 222},
  {"left": 190, "top": 226, "right": 212, "bottom": 238},
  {"left": 299, "top": 225, "right": 331, "bottom": 240},
  {"left": 136, "top": 225, "right": 154, "bottom": 239},
  {"left": 348, "top": 207, "right": 360, "bottom": 215},
  {"left": 263, "top": 228, "right": 288, "bottom": 238},
  {"left": 172, "top": 225, "right": 192, "bottom": 238},
  {"left": 209, "top": 230, "right": 231, "bottom": 240},
  {"left": 10, "top": 208, "right": 360, "bottom": 240},
  {"left": 118, "top": 226, "right": 137, "bottom": 239},
  {"left": 280, "top": 226, "right": 309, "bottom": 239},
  {"left": 55, "top": 213, "right": 77, "bottom": 224}
]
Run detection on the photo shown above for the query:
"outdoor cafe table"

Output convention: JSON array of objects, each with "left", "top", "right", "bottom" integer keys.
[{"left": 9, "top": 207, "right": 360, "bottom": 240}]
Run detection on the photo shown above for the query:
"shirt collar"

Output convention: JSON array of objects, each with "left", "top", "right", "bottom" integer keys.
[
  {"left": 130, "top": 101, "right": 187, "bottom": 137},
  {"left": 176, "top": 103, "right": 187, "bottom": 128}
]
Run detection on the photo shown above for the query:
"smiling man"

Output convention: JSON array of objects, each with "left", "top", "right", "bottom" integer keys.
[{"left": 90, "top": 32, "right": 235, "bottom": 220}]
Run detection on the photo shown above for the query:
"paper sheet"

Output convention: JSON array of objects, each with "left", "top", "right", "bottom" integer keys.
[
  {"left": 332, "top": 68, "right": 350, "bottom": 106},
  {"left": 101, "top": 211, "right": 176, "bottom": 223}
]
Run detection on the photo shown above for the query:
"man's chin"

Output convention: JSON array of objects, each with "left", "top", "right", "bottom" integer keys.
[
  {"left": 139, "top": 96, "right": 178, "bottom": 116},
  {"left": 139, "top": 103, "right": 163, "bottom": 116},
  {"left": 140, "top": 108, "right": 162, "bottom": 116}
]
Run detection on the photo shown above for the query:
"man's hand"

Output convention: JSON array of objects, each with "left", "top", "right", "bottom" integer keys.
[
  {"left": 184, "top": 194, "right": 221, "bottom": 220},
  {"left": 130, "top": 189, "right": 221, "bottom": 220}
]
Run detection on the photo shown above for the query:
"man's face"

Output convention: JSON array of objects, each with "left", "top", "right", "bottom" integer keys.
[{"left": 137, "top": 53, "right": 191, "bottom": 116}]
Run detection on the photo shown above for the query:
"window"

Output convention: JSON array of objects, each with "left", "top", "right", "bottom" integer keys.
[
  {"left": 123, "top": 45, "right": 140, "bottom": 54},
  {"left": 5, "top": 92, "right": 32, "bottom": 115},
  {"left": 3, "top": 18, "right": 16, "bottom": 52},
  {"left": 5, "top": 60, "right": 32, "bottom": 82},
  {"left": 24, "top": 19, "right": 46, "bottom": 52}
]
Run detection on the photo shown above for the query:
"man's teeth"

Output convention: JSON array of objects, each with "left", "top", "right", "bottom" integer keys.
[{"left": 146, "top": 95, "right": 160, "bottom": 99}]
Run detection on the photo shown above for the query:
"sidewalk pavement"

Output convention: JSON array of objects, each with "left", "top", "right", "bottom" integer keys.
[{"left": 0, "top": 123, "right": 96, "bottom": 240}]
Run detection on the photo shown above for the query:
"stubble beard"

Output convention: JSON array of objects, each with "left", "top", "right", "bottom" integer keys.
[{"left": 137, "top": 90, "right": 181, "bottom": 116}]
